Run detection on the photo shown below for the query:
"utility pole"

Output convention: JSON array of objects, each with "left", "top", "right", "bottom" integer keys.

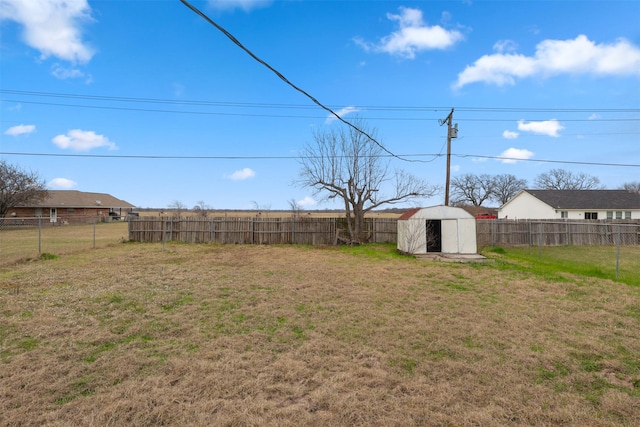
[{"left": 439, "top": 108, "right": 458, "bottom": 206}]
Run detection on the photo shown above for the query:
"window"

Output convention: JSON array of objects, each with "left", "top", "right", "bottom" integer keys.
[
  {"left": 561, "top": 211, "right": 568, "bottom": 219},
  {"left": 625, "top": 211, "right": 631, "bottom": 219},
  {"left": 67, "top": 208, "right": 75, "bottom": 214},
  {"left": 606, "top": 211, "right": 613, "bottom": 219},
  {"left": 35, "top": 208, "right": 42, "bottom": 217},
  {"left": 585, "top": 212, "right": 598, "bottom": 220},
  {"left": 616, "top": 211, "right": 622, "bottom": 219}
]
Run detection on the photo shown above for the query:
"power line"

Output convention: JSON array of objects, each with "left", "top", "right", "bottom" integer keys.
[
  {"left": 0, "top": 97, "right": 640, "bottom": 122},
  {"left": 3, "top": 151, "right": 638, "bottom": 167},
  {"left": 4, "top": 108, "right": 632, "bottom": 136},
  {"left": 3, "top": 89, "right": 638, "bottom": 114},
  {"left": 452, "top": 154, "right": 640, "bottom": 167},
  {"left": 0, "top": 99, "right": 320, "bottom": 119},
  {"left": 0, "top": 151, "right": 297, "bottom": 160},
  {"left": 179, "top": 0, "right": 411, "bottom": 162},
  {"left": 0, "top": 89, "right": 318, "bottom": 109}
]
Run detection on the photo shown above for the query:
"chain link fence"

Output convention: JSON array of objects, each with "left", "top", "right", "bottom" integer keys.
[
  {"left": 0, "top": 217, "right": 129, "bottom": 267},
  {"left": 477, "top": 220, "right": 640, "bottom": 282},
  {"left": 4, "top": 217, "right": 639, "bottom": 283}
]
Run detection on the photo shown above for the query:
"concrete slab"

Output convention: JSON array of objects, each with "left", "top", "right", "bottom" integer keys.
[{"left": 415, "top": 253, "right": 492, "bottom": 263}]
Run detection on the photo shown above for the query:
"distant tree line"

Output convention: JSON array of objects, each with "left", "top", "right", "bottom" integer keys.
[{"left": 450, "top": 168, "right": 637, "bottom": 207}]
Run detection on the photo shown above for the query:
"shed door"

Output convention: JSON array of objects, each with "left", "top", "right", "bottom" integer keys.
[
  {"left": 441, "top": 219, "right": 458, "bottom": 253},
  {"left": 425, "top": 220, "right": 442, "bottom": 252}
]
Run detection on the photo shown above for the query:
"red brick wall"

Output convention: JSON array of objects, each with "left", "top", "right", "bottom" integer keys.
[{"left": 6, "top": 207, "right": 108, "bottom": 224}]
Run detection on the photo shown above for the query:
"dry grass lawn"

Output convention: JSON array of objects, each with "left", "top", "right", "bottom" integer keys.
[
  {"left": 1, "top": 242, "right": 639, "bottom": 426},
  {"left": 0, "top": 222, "right": 130, "bottom": 267}
]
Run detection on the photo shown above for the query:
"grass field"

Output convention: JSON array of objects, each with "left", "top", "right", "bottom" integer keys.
[
  {"left": 0, "top": 222, "right": 129, "bottom": 267},
  {"left": 1, "top": 236, "right": 639, "bottom": 425},
  {"left": 484, "top": 245, "right": 640, "bottom": 287}
]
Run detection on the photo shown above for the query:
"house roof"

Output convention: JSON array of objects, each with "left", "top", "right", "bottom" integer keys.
[
  {"left": 24, "top": 190, "right": 135, "bottom": 209},
  {"left": 524, "top": 189, "right": 640, "bottom": 210}
]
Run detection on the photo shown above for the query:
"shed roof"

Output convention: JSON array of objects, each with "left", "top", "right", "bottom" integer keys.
[
  {"left": 398, "top": 208, "right": 421, "bottom": 220},
  {"left": 523, "top": 190, "right": 640, "bottom": 210},
  {"left": 24, "top": 190, "right": 135, "bottom": 209},
  {"left": 399, "top": 205, "right": 475, "bottom": 220}
]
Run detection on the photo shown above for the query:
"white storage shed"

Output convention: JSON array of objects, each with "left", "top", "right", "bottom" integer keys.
[{"left": 397, "top": 206, "right": 478, "bottom": 255}]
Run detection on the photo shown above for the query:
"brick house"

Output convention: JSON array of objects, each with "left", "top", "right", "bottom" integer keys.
[{"left": 9, "top": 190, "right": 135, "bottom": 224}]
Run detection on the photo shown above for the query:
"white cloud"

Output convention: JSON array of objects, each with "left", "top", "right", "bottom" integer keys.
[
  {"left": 355, "top": 7, "right": 464, "bottom": 59},
  {"left": 498, "top": 148, "right": 534, "bottom": 164},
  {"left": 517, "top": 119, "right": 564, "bottom": 137},
  {"left": 297, "top": 196, "right": 317, "bottom": 208},
  {"left": 0, "top": 0, "right": 95, "bottom": 63},
  {"left": 493, "top": 39, "right": 518, "bottom": 53},
  {"left": 502, "top": 130, "right": 519, "bottom": 139},
  {"left": 226, "top": 168, "right": 256, "bottom": 180},
  {"left": 49, "top": 177, "right": 77, "bottom": 189},
  {"left": 325, "top": 106, "right": 360, "bottom": 124},
  {"left": 207, "top": 0, "right": 272, "bottom": 11},
  {"left": 51, "top": 63, "right": 92, "bottom": 82},
  {"left": 5, "top": 124, "right": 36, "bottom": 136},
  {"left": 455, "top": 35, "right": 640, "bottom": 88},
  {"left": 52, "top": 129, "right": 117, "bottom": 151},
  {"left": 588, "top": 113, "right": 600, "bottom": 120}
]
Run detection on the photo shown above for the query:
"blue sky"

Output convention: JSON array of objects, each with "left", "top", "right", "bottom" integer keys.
[{"left": 1, "top": 0, "right": 639, "bottom": 210}]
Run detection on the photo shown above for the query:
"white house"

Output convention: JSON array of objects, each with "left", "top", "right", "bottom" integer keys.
[
  {"left": 397, "top": 205, "right": 477, "bottom": 255},
  {"left": 498, "top": 190, "right": 640, "bottom": 220}
]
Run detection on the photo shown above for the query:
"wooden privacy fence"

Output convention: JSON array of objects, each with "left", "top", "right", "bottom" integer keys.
[
  {"left": 476, "top": 219, "right": 640, "bottom": 248},
  {"left": 128, "top": 216, "right": 398, "bottom": 245},
  {"left": 128, "top": 217, "right": 640, "bottom": 247}
]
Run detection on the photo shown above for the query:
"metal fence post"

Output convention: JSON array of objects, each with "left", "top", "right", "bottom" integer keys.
[
  {"left": 93, "top": 219, "right": 97, "bottom": 249},
  {"left": 38, "top": 216, "right": 42, "bottom": 255},
  {"left": 616, "top": 225, "right": 621, "bottom": 280}
]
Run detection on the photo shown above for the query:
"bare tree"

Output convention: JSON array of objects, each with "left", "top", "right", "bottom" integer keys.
[
  {"left": 168, "top": 200, "right": 186, "bottom": 217},
  {"left": 288, "top": 198, "right": 302, "bottom": 217},
  {"left": 492, "top": 174, "right": 527, "bottom": 205},
  {"left": 250, "top": 200, "right": 271, "bottom": 217},
  {"left": 296, "top": 119, "right": 437, "bottom": 244},
  {"left": 0, "top": 160, "right": 48, "bottom": 217},
  {"left": 534, "top": 169, "right": 603, "bottom": 190},
  {"left": 193, "top": 200, "right": 211, "bottom": 217},
  {"left": 620, "top": 181, "right": 640, "bottom": 194},
  {"left": 450, "top": 173, "right": 495, "bottom": 206}
]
